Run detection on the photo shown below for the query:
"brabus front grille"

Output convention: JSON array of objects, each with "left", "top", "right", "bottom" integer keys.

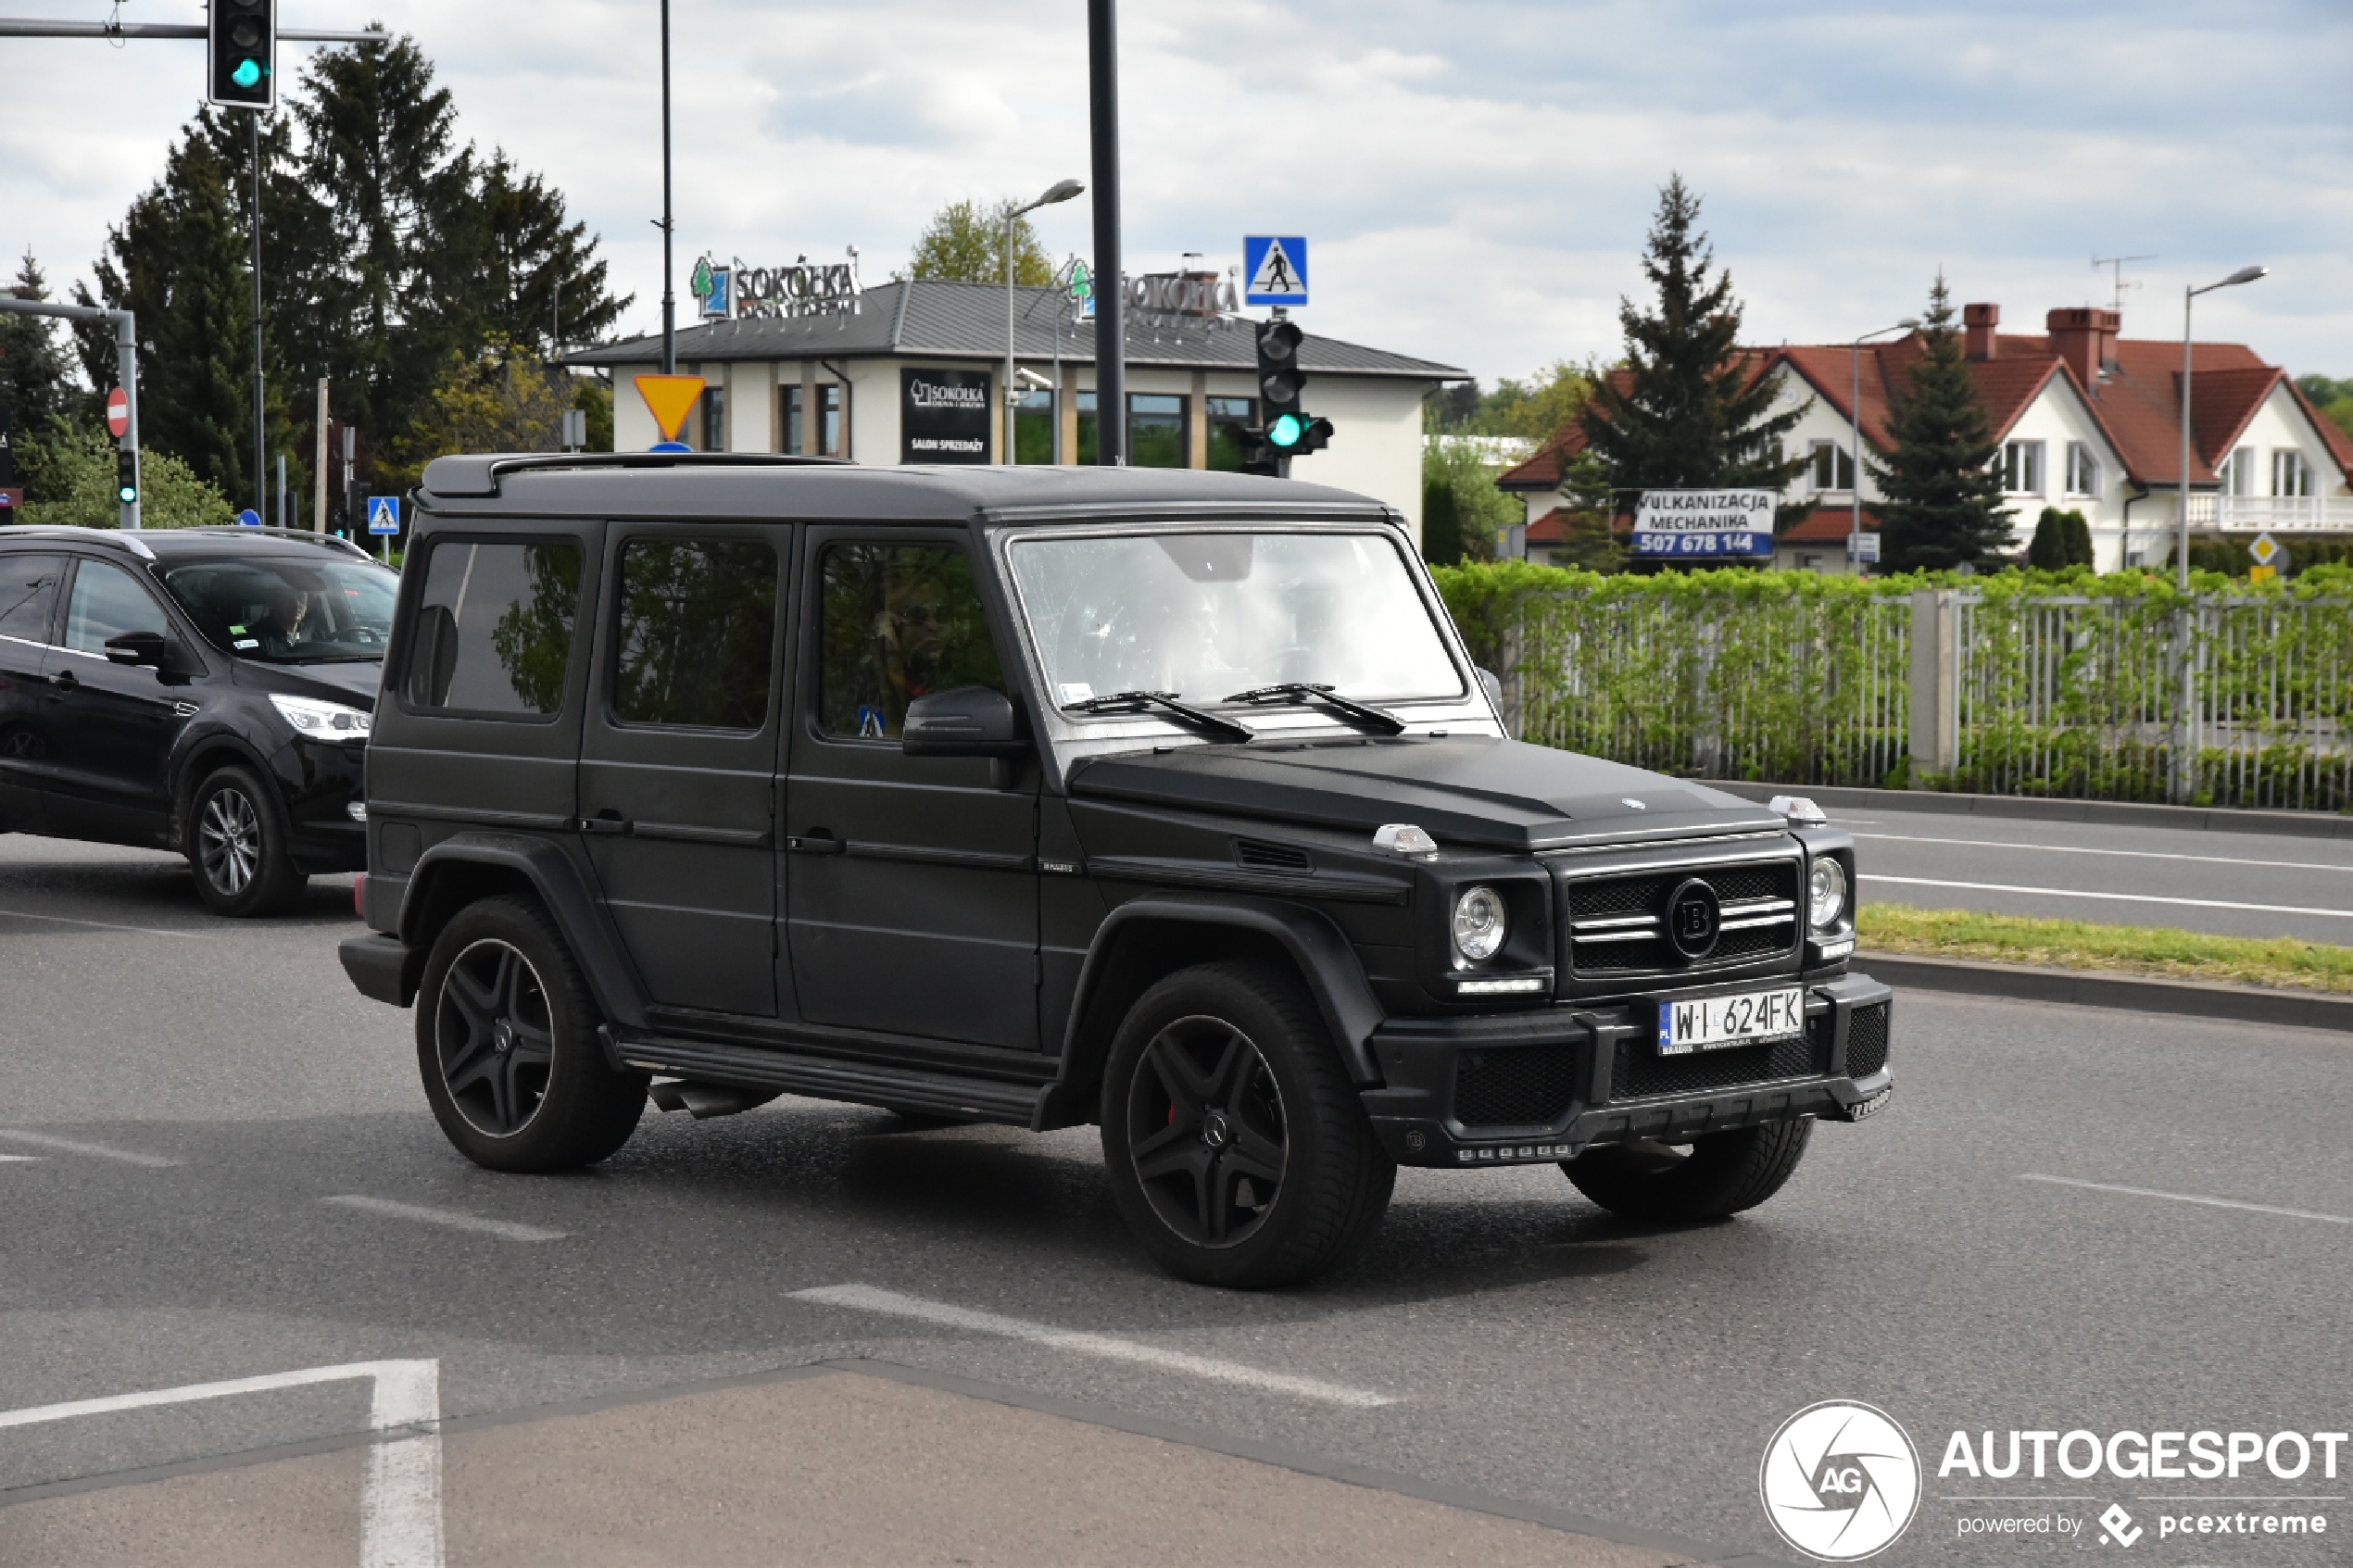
[
  {"left": 1845, "top": 1002, "right": 1890, "bottom": 1077},
  {"left": 1562, "top": 858, "right": 1802, "bottom": 979}
]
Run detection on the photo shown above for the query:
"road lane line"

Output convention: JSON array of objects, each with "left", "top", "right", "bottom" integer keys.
[
  {"left": 0, "top": 906, "right": 208, "bottom": 938},
  {"left": 791, "top": 1283, "right": 1395, "bottom": 1408},
  {"left": 0, "top": 1128, "right": 180, "bottom": 1167},
  {"left": 0, "top": 1154, "right": 39, "bottom": 1162},
  {"left": 1856, "top": 832, "right": 2353, "bottom": 874},
  {"left": 0, "top": 1359, "right": 444, "bottom": 1568},
  {"left": 1860, "top": 875, "right": 2351, "bottom": 919},
  {"left": 2020, "top": 1173, "right": 2351, "bottom": 1225},
  {"left": 321, "top": 1195, "right": 566, "bottom": 1243}
]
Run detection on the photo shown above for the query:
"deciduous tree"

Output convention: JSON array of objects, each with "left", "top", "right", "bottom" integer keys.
[{"left": 903, "top": 199, "right": 1055, "bottom": 286}]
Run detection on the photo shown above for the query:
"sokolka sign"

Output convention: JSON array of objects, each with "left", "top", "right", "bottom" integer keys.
[
  {"left": 693, "top": 248, "right": 863, "bottom": 321},
  {"left": 1633, "top": 489, "right": 1777, "bottom": 558}
]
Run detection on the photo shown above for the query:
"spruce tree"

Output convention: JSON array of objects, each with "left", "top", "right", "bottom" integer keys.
[
  {"left": 1580, "top": 175, "right": 1807, "bottom": 501},
  {"left": 1, "top": 253, "right": 77, "bottom": 440},
  {"left": 1873, "top": 276, "right": 2012, "bottom": 571}
]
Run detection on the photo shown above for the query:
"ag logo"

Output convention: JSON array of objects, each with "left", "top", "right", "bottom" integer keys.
[{"left": 1759, "top": 1400, "right": 1921, "bottom": 1562}]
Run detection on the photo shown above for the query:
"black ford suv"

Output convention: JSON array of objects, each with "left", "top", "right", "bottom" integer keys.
[
  {"left": 339, "top": 455, "right": 1894, "bottom": 1287},
  {"left": 0, "top": 525, "right": 391, "bottom": 914}
]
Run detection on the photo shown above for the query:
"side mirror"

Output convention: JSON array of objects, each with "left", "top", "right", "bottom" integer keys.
[
  {"left": 1476, "top": 668, "right": 1504, "bottom": 709},
  {"left": 104, "top": 630, "right": 193, "bottom": 677},
  {"left": 902, "top": 685, "right": 1027, "bottom": 758}
]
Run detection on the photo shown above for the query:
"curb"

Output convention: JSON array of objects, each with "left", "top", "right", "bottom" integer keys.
[
  {"left": 1859, "top": 950, "right": 2353, "bottom": 1035},
  {"left": 1701, "top": 780, "right": 2353, "bottom": 841}
]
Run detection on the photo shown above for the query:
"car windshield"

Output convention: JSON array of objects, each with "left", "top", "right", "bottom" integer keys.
[
  {"left": 159, "top": 554, "right": 399, "bottom": 663},
  {"left": 1008, "top": 531, "right": 1463, "bottom": 710}
]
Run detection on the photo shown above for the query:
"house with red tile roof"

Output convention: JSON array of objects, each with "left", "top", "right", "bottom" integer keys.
[{"left": 1499, "top": 304, "right": 2353, "bottom": 572}]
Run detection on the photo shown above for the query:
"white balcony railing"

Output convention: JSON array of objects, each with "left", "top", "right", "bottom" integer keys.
[{"left": 2184, "top": 494, "right": 2353, "bottom": 531}]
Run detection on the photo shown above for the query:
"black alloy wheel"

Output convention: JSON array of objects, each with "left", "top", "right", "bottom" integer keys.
[
  {"left": 1101, "top": 963, "right": 1394, "bottom": 1288},
  {"left": 1124, "top": 1013, "right": 1290, "bottom": 1250},
  {"left": 415, "top": 897, "right": 646, "bottom": 1173},
  {"left": 434, "top": 937, "right": 557, "bottom": 1137},
  {"left": 1559, "top": 1119, "right": 1814, "bottom": 1223},
  {"left": 185, "top": 764, "right": 307, "bottom": 916}
]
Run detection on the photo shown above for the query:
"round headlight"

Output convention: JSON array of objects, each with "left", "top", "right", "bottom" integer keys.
[
  {"left": 1452, "top": 884, "right": 1508, "bottom": 962},
  {"left": 1808, "top": 859, "right": 1848, "bottom": 929}
]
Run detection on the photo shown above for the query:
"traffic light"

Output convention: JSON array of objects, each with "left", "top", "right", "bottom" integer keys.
[
  {"left": 208, "top": 0, "right": 276, "bottom": 110},
  {"left": 1239, "top": 317, "right": 1330, "bottom": 474},
  {"left": 116, "top": 447, "right": 139, "bottom": 507}
]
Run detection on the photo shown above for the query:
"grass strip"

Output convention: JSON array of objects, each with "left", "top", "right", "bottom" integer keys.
[{"left": 1857, "top": 904, "right": 2353, "bottom": 996}]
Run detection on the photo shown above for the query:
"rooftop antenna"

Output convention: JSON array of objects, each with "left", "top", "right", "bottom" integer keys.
[{"left": 2092, "top": 254, "right": 2156, "bottom": 312}]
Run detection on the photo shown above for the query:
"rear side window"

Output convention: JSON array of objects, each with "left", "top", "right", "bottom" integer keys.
[
  {"left": 403, "top": 540, "right": 583, "bottom": 717},
  {"left": 611, "top": 538, "right": 778, "bottom": 730},
  {"left": 817, "top": 542, "right": 1005, "bottom": 739},
  {"left": 65, "top": 559, "right": 170, "bottom": 654},
  {"left": 0, "top": 554, "right": 64, "bottom": 643}
]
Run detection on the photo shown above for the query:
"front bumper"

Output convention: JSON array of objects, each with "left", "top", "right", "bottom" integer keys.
[{"left": 1360, "top": 970, "right": 1894, "bottom": 1168}]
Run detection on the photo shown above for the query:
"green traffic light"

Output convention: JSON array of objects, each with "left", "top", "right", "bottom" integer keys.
[
  {"left": 232, "top": 58, "right": 263, "bottom": 89},
  {"left": 118, "top": 485, "right": 137, "bottom": 504},
  {"left": 1267, "top": 412, "right": 1307, "bottom": 449}
]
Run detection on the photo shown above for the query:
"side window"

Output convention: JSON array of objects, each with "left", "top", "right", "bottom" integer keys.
[
  {"left": 402, "top": 540, "right": 583, "bottom": 717},
  {"left": 0, "top": 554, "right": 65, "bottom": 643},
  {"left": 610, "top": 537, "right": 778, "bottom": 730},
  {"left": 64, "top": 559, "right": 170, "bottom": 655},
  {"left": 817, "top": 542, "right": 1005, "bottom": 739}
]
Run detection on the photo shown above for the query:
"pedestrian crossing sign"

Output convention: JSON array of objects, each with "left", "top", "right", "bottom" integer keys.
[
  {"left": 1243, "top": 236, "right": 1309, "bottom": 307},
  {"left": 368, "top": 496, "right": 401, "bottom": 535}
]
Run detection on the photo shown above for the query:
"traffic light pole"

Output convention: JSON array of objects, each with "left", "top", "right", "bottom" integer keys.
[
  {"left": 249, "top": 111, "right": 267, "bottom": 519},
  {"left": 1087, "top": 0, "right": 1124, "bottom": 465},
  {"left": 0, "top": 297, "right": 140, "bottom": 530}
]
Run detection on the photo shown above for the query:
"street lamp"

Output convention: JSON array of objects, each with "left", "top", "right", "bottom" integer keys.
[
  {"left": 2176, "top": 265, "right": 2268, "bottom": 588},
  {"left": 1848, "top": 320, "right": 1918, "bottom": 571},
  {"left": 1007, "top": 178, "right": 1085, "bottom": 463}
]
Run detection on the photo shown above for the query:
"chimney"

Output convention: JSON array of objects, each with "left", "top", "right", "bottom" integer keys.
[
  {"left": 1963, "top": 302, "right": 1999, "bottom": 361},
  {"left": 2046, "top": 307, "right": 2121, "bottom": 386}
]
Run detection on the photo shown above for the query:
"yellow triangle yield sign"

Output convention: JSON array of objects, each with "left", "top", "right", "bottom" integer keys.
[{"left": 635, "top": 374, "right": 707, "bottom": 443}]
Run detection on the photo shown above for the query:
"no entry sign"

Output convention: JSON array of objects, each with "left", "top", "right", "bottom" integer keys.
[{"left": 106, "top": 387, "right": 130, "bottom": 439}]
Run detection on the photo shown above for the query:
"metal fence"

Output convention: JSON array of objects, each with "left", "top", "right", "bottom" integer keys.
[{"left": 1449, "top": 570, "right": 2353, "bottom": 812}]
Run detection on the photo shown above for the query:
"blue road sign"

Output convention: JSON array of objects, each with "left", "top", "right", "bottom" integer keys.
[
  {"left": 368, "top": 495, "right": 402, "bottom": 535},
  {"left": 650, "top": 441, "right": 691, "bottom": 454},
  {"left": 1242, "top": 236, "right": 1309, "bottom": 307},
  {"left": 236, "top": 508, "right": 262, "bottom": 528}
]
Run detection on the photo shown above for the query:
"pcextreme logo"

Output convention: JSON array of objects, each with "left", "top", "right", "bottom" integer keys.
[{"left": 1760, "top": 1400, "right": 1924, "bottom": 1562}]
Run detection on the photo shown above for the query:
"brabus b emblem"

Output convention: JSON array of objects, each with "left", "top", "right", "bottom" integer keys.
[{"left": 1666, "top": 878, "right": 1721, "bottom": 960}]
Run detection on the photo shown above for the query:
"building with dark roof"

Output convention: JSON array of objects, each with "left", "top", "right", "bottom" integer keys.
[
  {"left": 1498, "top": 303, "right": 2353, "bottom": 572},
  {"left": 567, "top": 276, "right": 1466, "bottom": 540}
]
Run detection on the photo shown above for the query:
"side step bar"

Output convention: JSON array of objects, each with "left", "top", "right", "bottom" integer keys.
[{"left": 603, "top": 1028, "right": 1050, "bottom": 1127}]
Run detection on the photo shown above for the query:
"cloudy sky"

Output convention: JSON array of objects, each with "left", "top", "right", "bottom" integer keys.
[{"left": 5, "top": 0, "right": 2349, "bottom": 387}]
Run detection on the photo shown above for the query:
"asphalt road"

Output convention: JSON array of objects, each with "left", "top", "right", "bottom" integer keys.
[
  {"left": 3, "top": 833, "right": 2349, "bottom": 1567},
  {"left": 1833, "top": 804, "right": 2353, "bottom": 943}
]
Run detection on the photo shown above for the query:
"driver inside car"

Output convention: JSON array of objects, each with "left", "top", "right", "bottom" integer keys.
[{"left": 249, "top": 582, "right": 313, "bottom": 656}]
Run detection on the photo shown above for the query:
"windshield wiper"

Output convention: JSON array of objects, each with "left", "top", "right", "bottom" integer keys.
[
  {"left": 1225, "top": 683, "right": 1406, "bottom": 736},
  {"left": 1067, "top": 690, "right": 1255, "bottom": 745}
]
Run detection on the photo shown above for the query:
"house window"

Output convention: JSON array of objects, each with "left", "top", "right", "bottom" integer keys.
[
  {"left": 1127, "top": 394, "right": 1188, "bottom": 469},
  {"left": 2272, "top": 449, "right": 2313, "bottom": 497},
  {"left": 1012, "top": 389, "right": 1055, "bottom": 464},
  {"left": 2220, "top": 445, "right": 2255, "bottom": 495},
  {"left": 1205, "top": 396, "right": 1258, "bottom": 471},
  {"left": 2001, "top": 440, "right": 2045, "bottom": 495},
  {"left": 2065, "top": 441, "right": 2101, "bottom": 497},
  {"left": 782, "top": 383, "right": 849, "bottom": 458},
  {"left": 1808, "top": 440, "right": 1856, "bottom": 493}
]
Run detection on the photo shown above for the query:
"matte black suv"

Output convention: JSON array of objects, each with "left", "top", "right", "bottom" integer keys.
[
  {"left": 339, "top": 455, "right": 1894, "bottom": 1286},
  {"left": 0, "top": 525, "right": 391, "bottom": 914}
]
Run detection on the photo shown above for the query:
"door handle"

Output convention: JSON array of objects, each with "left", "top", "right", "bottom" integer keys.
[
  {"left": 47, "top": 668, "right": 78, "bottom": 692},
  {"left": 580, "top": 809, "right": 631, "bottom": 835},
  {"left": 786, "top": 830, "right": 846, "bottom": 855}
]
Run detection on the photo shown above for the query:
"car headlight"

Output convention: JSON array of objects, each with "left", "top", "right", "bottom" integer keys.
[
  {"left": 1451, "top": 884, "right": 1508, "bottom": 962},
  {"left": 270, "top": 692, "right": 372, "bottom": 739},
  {"left": 1808, "top": 859, "right": 1848, "bottom": 929}
]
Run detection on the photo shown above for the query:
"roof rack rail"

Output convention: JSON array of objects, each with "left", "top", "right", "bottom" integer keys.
[
  {"left": 0, "top": 523, "right": 157, "bottom": 558},
  {"left": 421, "top": 449, "right": 850, "bottom": 498},
  {"left": 175, "top": 525, "right": 374, "bottom": 558}
]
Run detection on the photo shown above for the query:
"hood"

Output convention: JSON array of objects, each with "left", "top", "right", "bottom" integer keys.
[
  {"left": 233, "top": 658, "right": 384, "bottom": 709},
  {"left": 1068, "top": 735, "right": 1782, "bottom": 852}
]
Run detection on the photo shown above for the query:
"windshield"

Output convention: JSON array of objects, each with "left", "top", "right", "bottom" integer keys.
[
  {"left": 1008, "top": 531, "right": 1463, "bottom": 709},
  {"left": 159, "top": 555, "right": 399, "bottom": 663}
]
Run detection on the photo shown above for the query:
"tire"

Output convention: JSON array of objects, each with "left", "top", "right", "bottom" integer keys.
[
  {"left": 1100, "top": 962, "right": 1394, "bottom": 1289},
  {"left": 185, "top": 764, "right": 308, "bottom": 917},
  {"left": 415, "top": 896, "right": 646, "bottom": 1173},
  {"left": 1559, "top": 1119, "right": 1813, "bottom": 1223}
]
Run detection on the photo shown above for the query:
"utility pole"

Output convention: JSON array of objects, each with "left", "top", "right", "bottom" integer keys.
[
  {"left": 0, "top": 297, "right": 141, "bottom": 528},
  {"left": 658, "top": 0, "right": 676, "bottom": 375},
  {"left": 313, "top": 379, "right": 329, "bottom": 533},
  {"left": 1088, "top": 0, "right": 1124, "bottom": 464}
]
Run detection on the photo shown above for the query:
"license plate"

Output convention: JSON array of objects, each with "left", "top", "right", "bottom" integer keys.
[{"left": 1657, "top": 987, "right": 1805, "bottom": 1056}]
